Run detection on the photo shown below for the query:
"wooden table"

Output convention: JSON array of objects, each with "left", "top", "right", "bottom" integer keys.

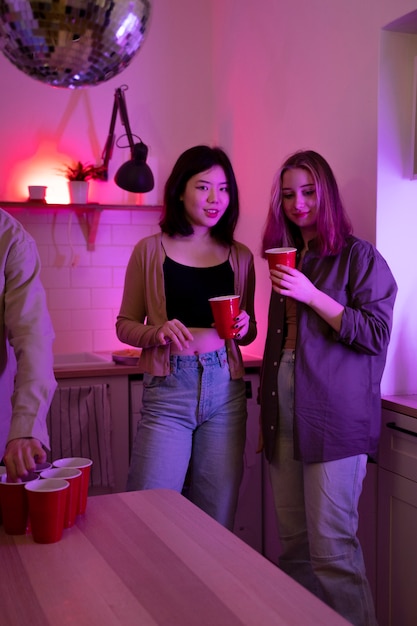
[{"left": 0, "top": 489, "right": 349, "bottom": 625}]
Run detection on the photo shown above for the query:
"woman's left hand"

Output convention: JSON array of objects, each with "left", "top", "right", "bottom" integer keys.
[
  {"left": 270, "top": 265, "right": 318, "bottom": 305},
  {"left": 234, "top": 309, "right": 250, "bottom": 340}
]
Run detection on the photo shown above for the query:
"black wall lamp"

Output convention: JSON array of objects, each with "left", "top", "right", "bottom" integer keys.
[{"left": 100, "top": 85, "right": 154, "bottom": 193}]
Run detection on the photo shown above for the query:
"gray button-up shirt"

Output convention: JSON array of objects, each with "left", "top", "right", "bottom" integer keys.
[{"left": 260, "top": 235, "right": 397, "bottom": 463}]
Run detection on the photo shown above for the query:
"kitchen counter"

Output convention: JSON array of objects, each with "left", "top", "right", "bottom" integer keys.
[
  {"left": 53, "top": 351, "right": 262, "bottom": 379},
  {"left": 54, "top": 360, "right": 142, "bottom": 379},
  {"left": 382, "top": 395, "right": 417, "bottom": 419}
]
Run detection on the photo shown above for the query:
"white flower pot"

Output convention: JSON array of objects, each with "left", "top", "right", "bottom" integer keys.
[{"left": 68, "top": 180, "right": 89, "bottom": 204}]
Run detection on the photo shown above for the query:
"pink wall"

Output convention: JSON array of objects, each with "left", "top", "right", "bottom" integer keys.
[
  {"left": 1, "top": 0, "right": 417, "bottom": 392},
  {"left": 0, "top": 0, "right": 216, "bottom": 355}
]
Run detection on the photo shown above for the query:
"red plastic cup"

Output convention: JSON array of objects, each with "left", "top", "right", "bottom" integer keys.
[
  {"left": 209, "top": 295, "right": 240, "bottom": 339},
  {"left": 265, "top": 247, "right": 297, "bottom": 270},
  {"left": 34, "top": 461, "right": 53, "bottom": 474},
  {"left": 40, "top": 468, "right": 82, "bottom": 528},
  {"left": 0, "top": 472, "right": 39, "bottom": 535},
  {"left": 52, "top": 457, "right": 93, "bottom": 514},
  {"left": 25, "top": 478, "right": 69, "bottom": 543}
]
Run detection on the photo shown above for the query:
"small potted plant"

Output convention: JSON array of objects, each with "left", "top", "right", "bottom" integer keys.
[
  {"left": 63, "top": 161, "right": 101, "bottom": 181},
  {"left": 62, "top": 161, "right": 106, "bottom": 204}
]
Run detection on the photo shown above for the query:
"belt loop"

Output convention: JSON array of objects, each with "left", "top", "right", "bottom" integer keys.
[{"left": 218, "top": 347, "right": 227, "bottom": 368}]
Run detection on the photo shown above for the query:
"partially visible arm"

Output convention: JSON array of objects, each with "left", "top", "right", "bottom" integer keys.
[
  {"left": 3, "top": 235, "right": 56, "bottom": 479},
  {"left": 233, "top": 244, "right": 257, "bottom": 346},
  {"left": 116, "top": 241, "right": 167, "bottom": 348}
]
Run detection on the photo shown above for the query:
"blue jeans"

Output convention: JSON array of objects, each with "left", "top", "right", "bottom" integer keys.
[
  {"left": 126, "top": 347, "right": 247, "bottom": 529},
  {"left": 269, "top": 350, "right": 378, "bottom": 626}
]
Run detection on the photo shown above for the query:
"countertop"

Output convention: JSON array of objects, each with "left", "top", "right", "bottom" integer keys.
[
  {"left": 0, "top": 489, "right": 349, "bottom": 626},
  {"left": 53, "top": 351, "right": 262, "bottom": 379},
  {"left": 382, "top": 395, "right": 417, "bottom": 419}
]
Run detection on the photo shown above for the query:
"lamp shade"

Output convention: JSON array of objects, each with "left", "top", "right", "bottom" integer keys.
[{"left": 114, "top": 142, "right": 154, "bottom": 193}]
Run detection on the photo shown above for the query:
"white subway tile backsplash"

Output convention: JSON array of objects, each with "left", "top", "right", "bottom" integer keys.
[
  {"left": 91, "top": 223, "right": 112, "bottom": 246},
  {"left": 111, "top": 224, "right": 145, "bottom": 246},
  {"left": 50, "top": 219, "right": 87, "bottom": 246},
  {"left": 71, "top": 308, "right": 113, "bottom": 330},
  {"left": 70, "top": 267, "right": 112, "bottom": 288},
  {"left": 50, "top": 309, "right": 71, "bottom": 331},
  {"left": 131, "top": 208, "right": 161, "bottom": 225},
  {"left": 91, "top": 287, "right": 123, "bottom": 309},
  {"left": 41, "top": 267, "right": 71, "bottom": 289},
  {"left": 93, "top": 329, "right": 123, "bottom": 352},
  {"left": 47, "top": 288, "right": 92, "bottom": 310},
  {"left": 99, "top": 210, "right": 131, "bottom": 225},
  {"left": 91, "top": 245, "right": 132, "bottom": 268},
  {"left": 36, "top": 244, "right": 49, "bottom": 266},
  {"left": 7, "top": 206, "right": 157, "bottom": 354},
  {"left": 53, "top": 330, "right": 94, "bottom": 354},
  {"left": 113, "top": 267, "right": 128, "bottom": 288}
]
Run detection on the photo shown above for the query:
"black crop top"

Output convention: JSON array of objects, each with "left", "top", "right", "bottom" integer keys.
[{"left": 163, "top": 255, "right": 235, "bottom": 327}]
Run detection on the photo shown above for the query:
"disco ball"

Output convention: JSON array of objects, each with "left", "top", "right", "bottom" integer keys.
[{"left": 0, "top": 0, "right": 152, "bottom": 88}]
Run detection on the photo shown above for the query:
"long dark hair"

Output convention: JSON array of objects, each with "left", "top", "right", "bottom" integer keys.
[
  {"left": 262, "top": 150, "right": 352, "bottom": 256},
  {"left": 160, "top": 145, "right": 239, "bottom": 246}
]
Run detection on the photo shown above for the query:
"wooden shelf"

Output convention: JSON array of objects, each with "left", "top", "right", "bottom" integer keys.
[{"left": 1, "top": 201, "right": 162, "bottom": 250}]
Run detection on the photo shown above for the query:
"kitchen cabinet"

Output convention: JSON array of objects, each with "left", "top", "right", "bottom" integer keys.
[
  {"left": 48, "top": 373, "right": 131, "bottom": 494},
  {"left": 376, "top": 405, "right": 417, "bottom": 626}
]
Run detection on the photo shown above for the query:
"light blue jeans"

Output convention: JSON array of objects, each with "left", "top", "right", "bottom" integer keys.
[
  {"left": 269, "top": 350, "right": 378, "bottom": 626},
  {"left": 126, "top": 347, "right": 247, "bottom": 529}
]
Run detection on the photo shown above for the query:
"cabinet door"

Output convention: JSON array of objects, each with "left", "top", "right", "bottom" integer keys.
[
  {"left": 377, "top": 468, "right": 417, "bottom": 626},
  {"left": 49, "top": 375, "right": 130, "bottom": 494}
]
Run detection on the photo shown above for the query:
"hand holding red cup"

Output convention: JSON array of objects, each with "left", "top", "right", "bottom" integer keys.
[
  {"left": 209, "top": 295, "right": 240, "bottom": 339},
  {"left": 265, "top": 247, "right": 297, "bottom": 270}
]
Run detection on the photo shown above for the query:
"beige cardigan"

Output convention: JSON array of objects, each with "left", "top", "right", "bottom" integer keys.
[{"left": 116, "top": 232, "right": 257, "bottom": 378}]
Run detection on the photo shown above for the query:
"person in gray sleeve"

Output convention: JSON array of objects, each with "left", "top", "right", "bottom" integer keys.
[
  {"left": 259, "top": 150, "right": 397, "bottom": 626},
  {"left": 0, "top": 209, "right": 56, "bottom": 481}
]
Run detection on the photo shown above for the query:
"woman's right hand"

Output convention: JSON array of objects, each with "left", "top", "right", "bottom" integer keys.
[{"left": 156, "top": 319, "right": 194, "bottom": 351}]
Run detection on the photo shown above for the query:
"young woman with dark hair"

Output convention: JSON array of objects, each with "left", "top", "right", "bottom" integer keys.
[{"left": 117, "top": 145, "right": 256, "bottom": 529}]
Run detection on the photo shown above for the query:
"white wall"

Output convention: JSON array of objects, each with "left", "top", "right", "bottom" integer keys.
[
  {"left": 377, "top": 26, "right": 417, "bottom": 394},
  {"left": 1, "top": 0, "right": 417, "bottom": 393}
]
